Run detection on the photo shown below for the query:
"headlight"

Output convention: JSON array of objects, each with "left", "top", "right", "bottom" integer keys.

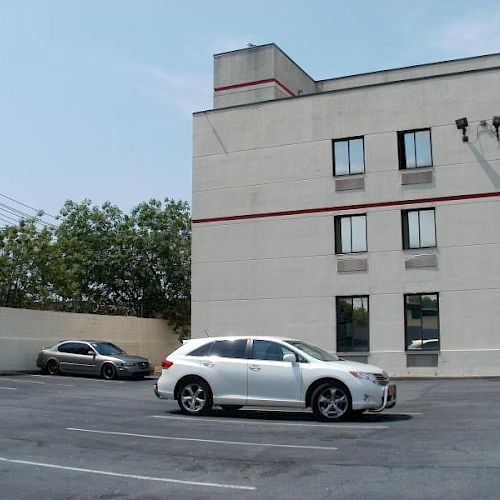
[
  {"left": 350, "top": 371, "right": 378, "bottom": 384},
  {"left": 121, "top": 362, "right": 135, "bottom": 367}
]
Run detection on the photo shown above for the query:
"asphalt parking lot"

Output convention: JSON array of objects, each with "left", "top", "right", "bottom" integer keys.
[{"left": 1, "top": 375, "right": 500, "bottom": 500}]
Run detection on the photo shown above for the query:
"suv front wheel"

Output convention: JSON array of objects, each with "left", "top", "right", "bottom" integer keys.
[{"left": 311, "top": 382, "right": 352, "bottom": 421}]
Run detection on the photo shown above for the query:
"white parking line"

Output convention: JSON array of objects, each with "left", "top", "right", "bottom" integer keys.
[
  {"left": 0, "top": 387, "right": 17, "bottom": 391},
  {"left": 0, "top": 378, "right": 45, "bottom": 385},
  {"left": 152, "top": 415, "right": 390, "bottom": 430},
  {"left": 61, "top": 377, "right": 125, "bottom": 384},
  {"left": 386, "top": 412, "right": 422, "bottom": 416},
  {"left": 27, "top": 375, "right": 125, "bottom": 384},
  {"left": 57, "top": 384, "right": 76, "bottom": 387},
  {"left": 397, "top": 401, "right": 444, "bottom": 405},
  {"left": 0, "top": 456, "right": 255, "bottom": 491},
  {"left": 66, "top": 427, "right": 339, "bottom": 451}
]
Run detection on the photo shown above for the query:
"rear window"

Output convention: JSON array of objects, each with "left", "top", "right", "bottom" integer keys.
[
  {"left": 58, "top": 342, "right": 80, "bottom": 354},
  {"left": 187, "top": 339, "right": 248, "bottom": 358},
  {"left": 210, "top": 339, "right": 248, "bottom": 359},
  {"left": 188, "top": 342, "right": 214, "bottom": 357}
]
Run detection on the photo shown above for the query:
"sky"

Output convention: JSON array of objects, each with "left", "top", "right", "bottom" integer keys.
[{"left": 1, "top": 0, "right": 500, "bottom": 222}]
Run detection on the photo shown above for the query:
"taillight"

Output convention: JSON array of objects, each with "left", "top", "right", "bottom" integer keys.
[{"left": 162, "top": 358, "right": 173, "bottom": 369}]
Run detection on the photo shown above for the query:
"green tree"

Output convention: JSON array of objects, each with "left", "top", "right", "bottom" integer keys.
[
  {"left": 0, "top": 198, "right": 191, "bottom": 337},
  {"left": 0, "top": 219, "right": 55, "bottom": 307}
]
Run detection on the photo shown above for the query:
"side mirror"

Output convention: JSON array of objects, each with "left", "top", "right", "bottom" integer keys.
[
  {"left": 87, "top": 350, "right": 96, "bottom": 357},
  {"left": 283, "top": 353, "right": 296, "bottom": 363}
]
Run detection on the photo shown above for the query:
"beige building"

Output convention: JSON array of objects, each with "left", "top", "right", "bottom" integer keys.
[{"left": 192, "top": 43, "right": 500, "bottom": 377}]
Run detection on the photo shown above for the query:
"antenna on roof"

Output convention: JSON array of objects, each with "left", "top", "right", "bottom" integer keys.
[
  {"left": 247, "top": 43, "right": 256, "bottom": 48},
  {"left": 203, "top": 329, "right": 210, "bottom": 337}
]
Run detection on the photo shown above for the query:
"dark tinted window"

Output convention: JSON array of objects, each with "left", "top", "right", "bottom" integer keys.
[
  {"left": 405, "top": 293, "right": 440, "bottom": 351},
  {"left": 58, "top": 342, "right": 80, "bottom": 354},
  {"left": 210, "top": 339, "right": 248, "bottom": 358},
  {"left": 252, "top": 340, "right": 298, "bottom": 361},
  {"left": 336, "top": 296, "right": 369, "bottom": 352},
  {"left": 91, "top": 342, "right": 125, "bottom": 355},
  {"left": 74, "top": 343, "right": 92, "bottom": 355},
  {"left": 188, "top": 342, "right": 214, "bottom": 357}
]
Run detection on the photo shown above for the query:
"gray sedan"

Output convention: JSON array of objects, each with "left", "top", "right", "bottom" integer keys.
[{"left": 36, "top": 340, "right": 153, "bottom": 380}]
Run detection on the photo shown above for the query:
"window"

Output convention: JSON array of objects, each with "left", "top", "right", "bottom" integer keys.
[
  {"left": 58, "top": 342, "right": 80, "bottom": 354},
  {"left": 335, "top": 214, "right": 367, "bottom": 253},
  {"left": 252, "top": 340, "right": 298, "bottom": 361},
  {"left": 402, "top": 209, "right": 436, "bottom": 249},
  {"left": 405, "top": 293, "right": 440, "bottom": 351},
  {"left": 336, "top": 296, "right": 369, "bottom": 352},
  {"left": 332, "top": 137, "right": 364, "bottom": 176},
  {"left": 398, "top": 129, "right": 432, "bottom": 169},
  {"left": 286, "top": 341, "right": 337, "bottom": 362},
  {"left": 188, "top": 342, "right": 214, "bottom": 357},
  {"left": 210, "top": 339, "right": 248, "bottom": 358}
]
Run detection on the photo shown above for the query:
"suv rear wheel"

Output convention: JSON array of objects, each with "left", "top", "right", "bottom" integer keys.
[{"left": 177, "top": 379, "right": 213, "bottom": 416}]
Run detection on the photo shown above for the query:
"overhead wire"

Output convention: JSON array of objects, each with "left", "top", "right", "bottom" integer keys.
[
  {"left": 0, "top": 195, "right": 58, "bottom": 229},
  {"left": 0, "top": 192, "right": 58, "bottom": 219}
]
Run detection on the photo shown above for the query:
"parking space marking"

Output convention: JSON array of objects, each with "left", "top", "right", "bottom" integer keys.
[
  {"left": 24, "top": 375, "right": 125, "bottom": 384},
  {"left": 397, "top": 401, "right": 445, "bottom": 405},
  {"left": 385, "top": 412, "right": 422, "bottom": 416},
  {"left": 67, "top": 427, "right": 339, "bottom": 451},
  {"left": 0, "top": 456, "right": 255, "bottom": 491},
  {"left": 0, "top": 378, "right": 45, "bottom": 385},
  {"left": 57, "top": 384, "right": 76, "bottom": 387},
  {"left": 0, "top": 387, "right": 17, "bottom": 391},
  {"left": 152, "top": 415, "right": 390, "bottom": 430}
]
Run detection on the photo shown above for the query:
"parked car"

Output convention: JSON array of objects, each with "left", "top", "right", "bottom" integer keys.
[
  {"left": 154, "top": 336, "right": 396, "bottom": 421},
  {"left": 36, "top": 340, "right": 153, "bottom": 380}
]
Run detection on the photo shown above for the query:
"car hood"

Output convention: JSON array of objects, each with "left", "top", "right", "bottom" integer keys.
[{"left": 333, "top": 359, "right": 385, "bottom": 374}]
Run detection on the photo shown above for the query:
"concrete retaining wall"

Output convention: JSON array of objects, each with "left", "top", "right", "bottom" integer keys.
[{"left": 0, "top": 307, "right": 181, "bottom": 372}]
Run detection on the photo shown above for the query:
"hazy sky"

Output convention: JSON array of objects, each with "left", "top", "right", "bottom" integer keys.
[{"left": 1, "top": 0, "right": 500, "bottom": 221}]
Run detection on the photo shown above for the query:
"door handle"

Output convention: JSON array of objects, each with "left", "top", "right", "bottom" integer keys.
[
  {"left": 249, "top": 365, "right": 261, "bottom": 371},
  {"left": 203, "top": 361, "right": 215, "bottom": 367}
]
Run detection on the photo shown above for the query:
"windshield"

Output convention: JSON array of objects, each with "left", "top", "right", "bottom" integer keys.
[
  {"left": 286, "top": 340, "right": 339, "bottom": 362},
  {"left": 91, "top": 342, "right": 125, "bottom": 356}
]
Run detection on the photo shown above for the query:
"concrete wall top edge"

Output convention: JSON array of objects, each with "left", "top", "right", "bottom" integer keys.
[{"left": 196, "top": 63, "right": 500, "bottom": 115}]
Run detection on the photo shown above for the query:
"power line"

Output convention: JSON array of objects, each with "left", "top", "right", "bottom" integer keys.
[
  {"left": 0, "top": 202, "right": 56, "bottom": 228},
  {"left": 0, "top": 206, "right": 58, "bottom": 230},
  {"left": 0, "top": 210, "right": 22, "bottom": 225},
  {"left": 0, "top": 192, "right": 58, "bottom": 220}
]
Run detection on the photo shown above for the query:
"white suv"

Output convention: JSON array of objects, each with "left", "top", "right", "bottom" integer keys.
[{"left": 154, "top": 336, "right": 396, "bottom": 421}]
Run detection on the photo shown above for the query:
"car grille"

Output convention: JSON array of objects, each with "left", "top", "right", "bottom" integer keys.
[
  {"left": 137, "top": 362, "right": 149, "bottom": 369},
  {"left": 375, "top": 373, "right": 389, "bottom": 385}
]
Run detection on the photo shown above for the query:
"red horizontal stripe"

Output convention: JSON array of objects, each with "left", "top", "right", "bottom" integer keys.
[
  {"left": 214, "top": 78, "right": 295, "bottom": 97},
  {"left": 192, "top": 191, "right": 500, "bottom": 224}
]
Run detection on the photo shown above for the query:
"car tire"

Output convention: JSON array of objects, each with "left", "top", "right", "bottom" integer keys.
[
  {"left": 101, "top": 363, "right": 117, "bottom": 380},
  {"left": 311, "top": 382, "right": 352, "bottom": 422},
  {"left": 46, "top": 359, "right": 59, "bottom": 376},
  {"left": 220, "top": 405, "right": 243, "bottom": 412},
  {"left": 177, "top": 379, "right": 213, "bottom": 416}
]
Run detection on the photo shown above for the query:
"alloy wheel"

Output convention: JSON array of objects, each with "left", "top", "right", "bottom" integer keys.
[
  {"left": 317, "top": 386, "right": 349, "bottom": 419},
  {"left": 180, "top": 383, "right": 207, "bottom": 413}
]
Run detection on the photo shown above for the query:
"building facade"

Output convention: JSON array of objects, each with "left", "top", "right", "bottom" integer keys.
[{"left": 192, "top": 44, "right": 500, "bottom": 376}]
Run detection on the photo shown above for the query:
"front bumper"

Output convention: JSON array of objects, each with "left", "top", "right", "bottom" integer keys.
[
  {"left": 117, "top": 364, "right": 154, "bottom": 377},
  {"left": 370, "top": 384, "right": 397, "bottom": 412}
]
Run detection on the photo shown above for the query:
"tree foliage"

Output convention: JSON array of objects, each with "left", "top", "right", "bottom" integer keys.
[{"left": 0, "top": 199, "right": 191, "bottom": 337}]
